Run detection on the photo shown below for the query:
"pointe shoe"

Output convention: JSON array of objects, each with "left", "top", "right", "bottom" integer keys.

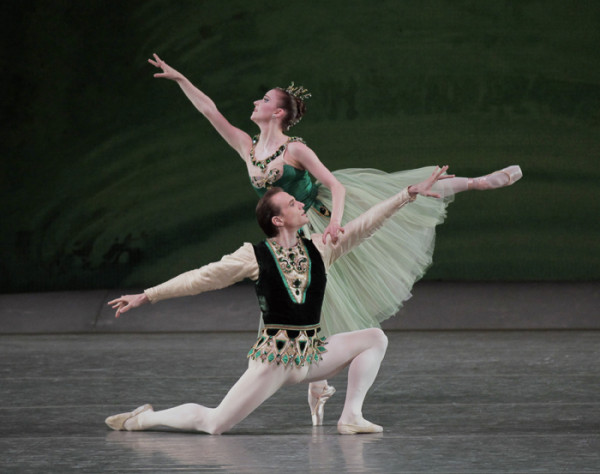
[
  {"left": 308, "top": 384, "right": 336, "bottom": 426},
  {"left": 468, "top": 165, "right": 523, "bottom": 190},
  {"left": 337, "top": 420, "right": 383, "bottom": 435},
  {"left": 105, "top": 404, "right": 153, "bottom": 431}
]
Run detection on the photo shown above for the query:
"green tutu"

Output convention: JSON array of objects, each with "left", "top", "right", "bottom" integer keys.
[{"left": 306, "top": 166, "right": 453, "bottom": 336}]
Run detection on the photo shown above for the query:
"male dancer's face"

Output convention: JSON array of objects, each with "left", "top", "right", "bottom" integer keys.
[{"left": 270, "top": 192, "right": 309, "bottom": 232}]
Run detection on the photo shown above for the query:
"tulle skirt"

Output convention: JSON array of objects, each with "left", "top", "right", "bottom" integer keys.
[{"left": 306, "top": 166, "right": 453, "bottom": 336}]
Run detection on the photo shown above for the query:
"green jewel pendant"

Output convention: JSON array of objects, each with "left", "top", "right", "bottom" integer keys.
[{"left": 250, "top": 136, "right": 287, "bottom": 173}]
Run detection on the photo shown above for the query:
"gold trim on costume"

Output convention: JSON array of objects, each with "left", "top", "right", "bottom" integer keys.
[{"left": 265, "top": 238, "right": 311, "bottom": 304}]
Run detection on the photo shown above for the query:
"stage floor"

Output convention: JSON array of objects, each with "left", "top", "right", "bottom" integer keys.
[{"left": 1, "top": 330, "right": 599, "bottom": 472}]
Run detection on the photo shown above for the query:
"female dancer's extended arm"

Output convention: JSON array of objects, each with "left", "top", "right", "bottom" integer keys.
[
  {"left": 148, "top": 53, "right": 251, "bottom": 159},
  {"left": 287, "top": 142, "right": 346, "bottom": 244}
]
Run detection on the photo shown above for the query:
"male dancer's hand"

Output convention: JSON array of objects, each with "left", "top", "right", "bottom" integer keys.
[
  {"left": 408, "top": 165, "right": 453, "bottom": 198},
  {"left": 108, "top": 293, "right": 149, "bottom": 318}
]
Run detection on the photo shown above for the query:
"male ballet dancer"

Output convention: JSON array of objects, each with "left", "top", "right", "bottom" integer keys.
[{"left": 105, "top": 166, "right": 450, "bottom": 435}]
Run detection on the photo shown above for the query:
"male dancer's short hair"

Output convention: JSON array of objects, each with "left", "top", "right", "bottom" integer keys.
[{"left": 255, "top": 187, "right": 284, "bottom": 237}]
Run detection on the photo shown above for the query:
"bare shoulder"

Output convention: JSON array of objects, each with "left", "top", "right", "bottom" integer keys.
[
  {"left": 286, "top": 139, "right": 318, "bottom": 163},
  {"left": 287, "top": 138, "right": 310, "bottom": 152}
]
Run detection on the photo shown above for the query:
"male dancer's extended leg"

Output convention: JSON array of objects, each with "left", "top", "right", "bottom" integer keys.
[
  {"left": 305, "top": 328, "right": 388, "bottom": 432},
  {"left": 123, "top": 360, "right": 297, "bottom": 435}
]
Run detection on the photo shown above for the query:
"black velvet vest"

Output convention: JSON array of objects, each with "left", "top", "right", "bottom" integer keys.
[{"left": 253, "top": 238, "right": 327, "bottom": 327}]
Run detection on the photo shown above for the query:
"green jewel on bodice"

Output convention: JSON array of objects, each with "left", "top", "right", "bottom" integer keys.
[{"left": 249, "top": 135, "right": 290, "bottom": 171}]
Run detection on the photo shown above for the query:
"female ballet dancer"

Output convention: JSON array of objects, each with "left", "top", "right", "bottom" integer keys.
[{"left": 147, "top": 53, "right": 522, "bottom": 425}]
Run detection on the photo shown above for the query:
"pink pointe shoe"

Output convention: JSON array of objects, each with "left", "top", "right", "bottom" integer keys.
[
  {"left": 337, "top": 419, "right": 383, "bottom": 435},
  {"left": 105, "top": 404, "right": 153, "bottom": 431},
  {"left": 468, "top": 165, "right": 523, "bottom": 190},
  {"left": 308, "top": 384, "right": 336, "bottom": 426}
]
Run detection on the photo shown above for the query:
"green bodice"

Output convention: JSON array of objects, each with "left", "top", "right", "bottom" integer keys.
[
  {"left": 251, "top": 164, "right": 319, "bottom": 210},
  {"left": 249, "top": 135, "right": 319, "bottom": 209}
]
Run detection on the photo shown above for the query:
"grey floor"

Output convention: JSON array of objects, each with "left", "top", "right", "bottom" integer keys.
[
  {"left": 1, "top": 331, "right": 599, "bottom": 472},
  {"left": 1, "top": 283, "right": 599, "bottom": 472}
]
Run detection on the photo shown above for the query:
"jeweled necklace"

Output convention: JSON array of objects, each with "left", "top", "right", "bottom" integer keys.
[
  {"left": 268, "top": 238, "right": 308, "bottom": 274},
  {"left": 250, "top": 135, "right": 288, "bottom": 173}
]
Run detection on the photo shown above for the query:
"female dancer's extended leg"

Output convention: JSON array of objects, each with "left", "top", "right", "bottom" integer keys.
[{"left": 434, "top": 165, "right": 522, "bottom": 196}]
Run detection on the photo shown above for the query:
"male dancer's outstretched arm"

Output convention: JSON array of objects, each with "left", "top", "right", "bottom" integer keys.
[
  {"left": 109, "top": 244, "right": 259, "bottom": 318},
  {"left": 109, "top": 166, "right": 451, "bottom": 318},
  {"left": 316, "top": 165, "right": 450, "bottom": 268}
]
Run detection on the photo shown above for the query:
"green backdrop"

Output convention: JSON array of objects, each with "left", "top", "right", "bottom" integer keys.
[{"left": 1, "top": 0, "right": 599, "bottom": 292}]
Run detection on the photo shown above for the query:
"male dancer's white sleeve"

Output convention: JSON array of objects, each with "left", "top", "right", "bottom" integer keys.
[
  {"left": 144, "top": 243, "right": 259, "bottom": 303},
  {"left": 313, "top": 187, "right": 416, "bottom": 269}
]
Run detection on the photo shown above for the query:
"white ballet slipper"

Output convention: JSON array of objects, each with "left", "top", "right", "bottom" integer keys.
[
  {"left": 337, "top": 419, "right": 383, "bottom": 435},
  {"left": 105, "top": 404, "right": 153, "bottom": 431}
]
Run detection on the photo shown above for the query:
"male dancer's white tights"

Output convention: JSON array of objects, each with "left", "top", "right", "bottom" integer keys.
[{"left": 126, "top": 328, "right": 388, "bottom": 434}]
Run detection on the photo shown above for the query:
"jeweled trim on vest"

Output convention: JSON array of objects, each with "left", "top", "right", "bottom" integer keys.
[{"left": 247, "top": 324, "right": 328, "bottom": 367}]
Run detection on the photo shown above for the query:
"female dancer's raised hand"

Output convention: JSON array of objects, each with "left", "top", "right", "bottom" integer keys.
[
  {"left": 146, "top": 53, "right": 250, "bottom": 155},
  {"left": 148, "top": 53, "right": 184, "bottom": 81}
]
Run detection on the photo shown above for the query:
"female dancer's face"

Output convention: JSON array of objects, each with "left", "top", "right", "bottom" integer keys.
[{"left": 251, "top": 89, "right": 282, "bottom": 125}]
